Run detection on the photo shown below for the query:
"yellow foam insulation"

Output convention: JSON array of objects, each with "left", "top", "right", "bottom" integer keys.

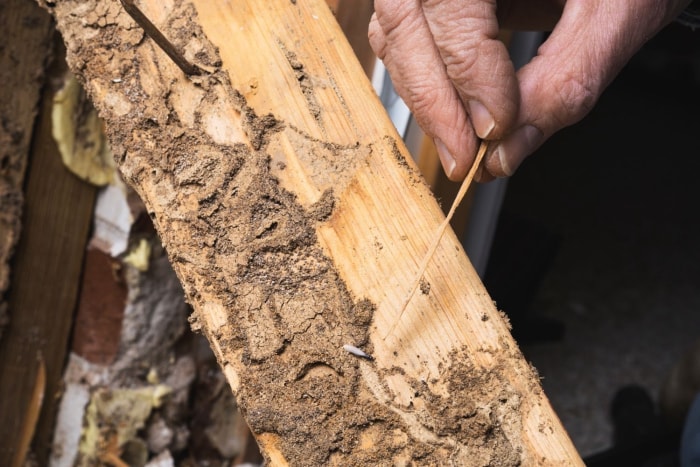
[{"left": 52, "top": 73, "right": 115, "bottom": 186}]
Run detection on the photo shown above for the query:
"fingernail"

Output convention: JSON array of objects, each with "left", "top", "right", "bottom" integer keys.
[
  {"left": 434, "top": 138, "right": 457, "bottom": 178},
  {"left": 467, "top": 100, "right": 496, "bottom": 139},
  {"left": 493, "top": 125, "right": 543, "bottom": 176}
]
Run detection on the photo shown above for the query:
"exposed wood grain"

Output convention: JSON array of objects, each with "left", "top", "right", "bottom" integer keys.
[
  {"left": 388, "top": 142, "right": 488, "bottom": 339},
  {"left": 332, "top": 0, "right": 375, "bottom": 77},
  {"left": 0, "top": 45, "right": 97, "bottom": 462},
  {"left": 42, "top": 0, "right": 582, "bottom": 464},
  {"left": 417, "top": 135, "right": 477, "bottom": 239},
  {"left": 0, "top": 0, "right": 53, "bottom": 340}
]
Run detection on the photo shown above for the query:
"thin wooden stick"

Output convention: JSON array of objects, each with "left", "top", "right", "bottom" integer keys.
[
  {"left": 384, "top": 140, "right": 489, "bottom": 339},
  {"left": 119, "top": 0, "right": 202, "bottom": 76},
  {"left": 11, "top": 353, "right": 45, "bottom": 467}
]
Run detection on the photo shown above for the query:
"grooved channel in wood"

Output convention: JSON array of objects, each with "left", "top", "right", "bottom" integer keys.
[{"left": 41, "top": 0, "right": 583, "bottom": 464}]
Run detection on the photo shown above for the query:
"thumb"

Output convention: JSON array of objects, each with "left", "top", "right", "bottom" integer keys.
[{"left": 485, "top": 0, "right": 687, "bottom": 177}]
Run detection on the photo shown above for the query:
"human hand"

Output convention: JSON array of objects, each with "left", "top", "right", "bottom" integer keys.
[{"left": 369, "top": 0, "right": 690, "bottom": 181}]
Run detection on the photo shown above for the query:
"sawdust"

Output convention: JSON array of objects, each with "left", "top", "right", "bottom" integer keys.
[
  {"left": 280, "top": 125, "right": 367, "bottom": 191},
  {"left": 384, "top": 134, "right": 424, "bottom": 187},
  {"left": 376, "top": 347, "right": 524, "bottom": 465},
  {"left": 230, "top": 89, "right": 284, "bottom": 151},
  {"left": 309, "top": 187, "right": 335, "bottom": 222},
  {"left": 435, "top": 348, "right": 523, "bottom": 466},
  {"left": 47, "top": 0, "right": 527, "bottom": 464},
  {"left": 281, "top": 42, "right": 322, "bottom": 123},
  {"left": 419, "top": 278, "right": 430, "bottom": 295}
]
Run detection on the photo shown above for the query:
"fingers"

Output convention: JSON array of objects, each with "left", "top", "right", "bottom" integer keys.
[
  {"left": 370, "top": 0, "right": 479, "bottom": 180},
  {"left": 371, "top": 0, "right": 683, "bottom": 181},
  {"left": 421, "top": 0, "right": 519, "bottom": 139},
  {"left": 485, "top": 0, "right": 685, "bottom": 178}
]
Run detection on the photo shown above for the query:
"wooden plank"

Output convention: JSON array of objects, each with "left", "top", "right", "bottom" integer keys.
[
  {"left": 0, "top": 0, "right": 53, "bottom": 340},
  {"left": 331, "top": 0, "right": 375, "bottom": 77},
  {"left": 417, "top": 136, "right": 476, "bottom": 239},
  {"left": 0, "top": 39, "right": 98, "bottom": 463},
  {"left": 44, "top": 0, "right": 582, "bottom": 464}
]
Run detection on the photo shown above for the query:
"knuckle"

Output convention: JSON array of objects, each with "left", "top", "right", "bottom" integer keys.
[
  {"left": 374, "top": 0, "right": 414, "bottom": 33},
  {"left": 552, "top": 73, "right": 597, "bottom": 126},
  {"left": 410, "top": 85, "right": 443, "bottom": 115},
  {"left": 367, "top": 20, "right": 387, "bottom": 59},
  {"left": 439, "top": 38, "right": 507, "bottom": 95},
  {"left": 408, "top": 84, "right": 460, "bottom": 132},
  {"left": 442, "top": 47, "right": 479, "bottom": 87}
]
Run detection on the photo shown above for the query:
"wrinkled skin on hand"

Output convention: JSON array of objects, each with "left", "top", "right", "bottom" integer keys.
[{"left": 369, "top": 0, "right": 691, "bottom": 181}]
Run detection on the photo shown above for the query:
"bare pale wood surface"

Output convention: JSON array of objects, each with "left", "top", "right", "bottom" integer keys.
[
  {"left": 43, "top": 0, "right": 582, "bottom": 464},
  {"left": 330, "top": 0, "right": 376, "bottom": 77},
  {"left": 417, "top": 135, "right": 477, "bottom": 239},
  {"left": 388, "top": 141, "right": 489, "bottom": 339}
]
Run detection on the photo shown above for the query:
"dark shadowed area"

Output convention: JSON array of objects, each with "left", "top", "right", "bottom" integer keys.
[{"left": 487, "top": 23, "right": 700, "bottom": 460}]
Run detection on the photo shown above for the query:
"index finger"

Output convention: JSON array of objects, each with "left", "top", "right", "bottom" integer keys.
[{"left": 371, "top": 0, "right": 478, "bottom": 180}]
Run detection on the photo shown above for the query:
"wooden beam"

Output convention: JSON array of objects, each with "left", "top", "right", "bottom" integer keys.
[
  {"left": 330, "top": 0, "right": 375, "bottom": 77},
  {"left": 0, "top": 38, "right": 97, "bottom": 463},
  {"left": 0, "top": 0, "right": 53, "bottom": 340},
  {"left": 0, "top": 1, "right": 91, "bottom": 463},
  {"left": 44, "top": 0, "right": 582, "bottom": 464}
]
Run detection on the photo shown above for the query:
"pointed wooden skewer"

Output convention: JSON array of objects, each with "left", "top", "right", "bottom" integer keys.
[
  {"left": 119, "top": 0, "right": 202, "bottom": 76},
  {"left": 384, "top": 140, "right": 489, "bottom": 339}
]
